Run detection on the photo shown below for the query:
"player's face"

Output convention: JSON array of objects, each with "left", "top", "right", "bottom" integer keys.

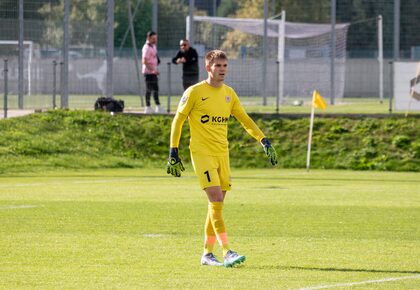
[{"left": 207, "top": 59, "right": 228, "bottom": 82}]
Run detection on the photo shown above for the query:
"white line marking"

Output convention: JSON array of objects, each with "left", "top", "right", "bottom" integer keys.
[
  {"left": 0, "top": 177, "right": 156, "bottom": 189},
  {"left": 0, "top": 205, "right": 39, "bottom": 210},
  {"left": 300, "top": 274, "right": 420, "bottom": 289},
  {"left": 143, "top": 234, "right": 165, "bottom": 238}
]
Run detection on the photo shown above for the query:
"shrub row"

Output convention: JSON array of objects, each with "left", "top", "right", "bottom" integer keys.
[{"left": 0, "top": 110, "right": 419, "bottom": 172}]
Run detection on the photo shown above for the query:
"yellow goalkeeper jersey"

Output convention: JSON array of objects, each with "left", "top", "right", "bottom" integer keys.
[{"left": 172, "top": 80, "right": 265, "bottom": 156}]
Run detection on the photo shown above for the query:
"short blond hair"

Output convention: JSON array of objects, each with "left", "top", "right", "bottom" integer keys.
[{"left": 205, "top": 50, "right": 228, "bottom": 66}]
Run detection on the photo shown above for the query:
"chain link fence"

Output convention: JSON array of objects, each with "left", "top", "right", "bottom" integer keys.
[{"left": 0, "top": 0, "right": 419, "bottom": 112}]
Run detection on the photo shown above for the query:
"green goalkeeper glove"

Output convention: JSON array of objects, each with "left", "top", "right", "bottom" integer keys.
[
  {"left": 261, "top": 138, "right": 278, "bottom": 165},
  {"left": 166, "top": 147, "right": 185, "bottom": 177}
]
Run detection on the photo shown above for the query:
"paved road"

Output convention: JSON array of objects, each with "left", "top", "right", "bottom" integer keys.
[{"left": 0, "top": 110, "right": 35, "bottom": 119}]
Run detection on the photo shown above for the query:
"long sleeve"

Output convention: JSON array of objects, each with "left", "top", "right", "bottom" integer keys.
[
  {"left": 231, "top": 98, "right": 265, "bottom": 142},
  {"left": 170, "top": 112, "right": 188, "bottom": 148},
  {"left": 172, "top": 51, "right": 182, "bottom": 64}
]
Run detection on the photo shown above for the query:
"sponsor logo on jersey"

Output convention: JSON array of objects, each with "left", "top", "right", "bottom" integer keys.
[
  {"left": 211, "top": 116, "right": 229, "bottom": 123},
  {"left": 201, "top": 115, "right": 210, "bottom": 123},
  {"left": 200, "top": 114, "right": 229, "bottom": 125},
  {"left": 225, "top": 96, "right": 231, "bottom": 103},
  {"left": 201, "top": 97, "right": 209, "bottom": 101}
]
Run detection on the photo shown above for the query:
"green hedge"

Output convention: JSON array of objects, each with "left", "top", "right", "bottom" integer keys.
[{"left": 0, "top": 110, "right": 419, "bottom": 173}]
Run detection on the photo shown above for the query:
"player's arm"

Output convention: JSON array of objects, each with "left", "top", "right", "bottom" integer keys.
[
  {"left": 167, "top": 112, "right": 187, "bottom": 177},
  {"left": 232, "top": 97, "right": 278, "bottom": 165}
]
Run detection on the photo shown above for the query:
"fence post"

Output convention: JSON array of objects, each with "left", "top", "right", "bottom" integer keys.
[
  {"left": 167, "top": 62, "right": 171, "bottom": 114},
  {"left": 276, "top": 60, "right": 280, "bottom": 114},
  {"left": 18, "top": 0, "right": 24, "bottom": 109},
  {"left": 3, "top": 59, "right": 8, "bottom": 119},
  {"left": 389, "top": 61, "right": 394, "bottom": 113},
  {"left": 59, "top": 61, "right": 64, "bottom": 108},
  {"left": 52, "top": 60, "right": 57, "bottom": 109}
]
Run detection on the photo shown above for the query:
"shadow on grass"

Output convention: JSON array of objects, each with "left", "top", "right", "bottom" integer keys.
[{"left": 253, "top": 265, "right": 420, "bottom": 275}]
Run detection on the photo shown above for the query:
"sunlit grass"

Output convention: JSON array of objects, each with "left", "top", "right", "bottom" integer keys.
[{"left": 1, "top": 168, "right": 419, "bottom": 289}]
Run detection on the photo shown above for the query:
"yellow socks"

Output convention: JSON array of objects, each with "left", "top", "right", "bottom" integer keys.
[
  {"left": 204, "top": 211, "right": 216, "bottom": 254},
  {"left": 207, "top": 202, "right": 230, "bottom": 256}
]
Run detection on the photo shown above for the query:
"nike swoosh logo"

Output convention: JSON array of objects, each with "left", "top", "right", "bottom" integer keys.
[{"left": 202, "top": 97, "right": 209, "bottom": 101}]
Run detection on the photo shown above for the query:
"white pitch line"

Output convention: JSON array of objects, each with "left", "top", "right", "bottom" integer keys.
[
  {"left": 143, "top": 234, "right": 165, "bottom": 238},
  {"left": 300, "top": 274, "right": 420, "bottom": 289},
  {"left": 0, "top": 205, "right": 39, "bottom": 210},
  {"left": 0, "top": 177, "right": 160, "bottom": 188}
]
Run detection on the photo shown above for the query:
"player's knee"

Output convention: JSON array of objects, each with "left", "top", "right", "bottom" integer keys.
[{"left": 205, "top": 186, "right": 224, "bottom": 202}]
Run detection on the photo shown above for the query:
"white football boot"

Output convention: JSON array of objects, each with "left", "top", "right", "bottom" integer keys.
[
  {"left": 223, "top": 250, "right": 246, "bottom": 267},
  {"left": 200, "top": 253, "right": 223, "bottom": 266}
]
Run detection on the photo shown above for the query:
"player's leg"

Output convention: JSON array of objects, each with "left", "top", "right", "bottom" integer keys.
[
  {"left": 205, "top": 185, "right": 245, "bottom": 267},
  {"left": 203, "top": 154, "right": 233, "bottom": 259},
  {"left": 191, "top": 153, "right": 223, "bottom": 266},
  {"left": 218, "top": 154, "right": 246, "bottom": 267},
  {"left": 205, "top": 186, "right": 229, "bottom": 254}
]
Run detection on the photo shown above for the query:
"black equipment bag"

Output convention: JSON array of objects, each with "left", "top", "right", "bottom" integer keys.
[{"left": 94, "top": 97, "right": 124, "bottom": 113}]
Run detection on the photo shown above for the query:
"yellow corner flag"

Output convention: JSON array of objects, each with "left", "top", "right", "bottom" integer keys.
[{"left": 312, "top": 90, "right": 327, "bottom": 110}]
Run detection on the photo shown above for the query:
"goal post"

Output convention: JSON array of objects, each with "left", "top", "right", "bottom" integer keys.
[
  {"left": 0, "top": 40, "right": 33, "bottom": 97},
  {"left": 188, "top": 14, "right": 387, "bottom": 107},
  {"left": 189, "top": 15, "right": 350, "bottom": 106}
]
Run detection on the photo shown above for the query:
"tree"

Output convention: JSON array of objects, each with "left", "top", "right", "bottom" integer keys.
[
  {"left": 38, "top": 0, "right": 108, "bottom": 48},
  {"left": 156, "top": 0, "right": 188, "bottom": 50},
  {"left": 217, "top": 0, "right": 239, "bottom": 17},
  {"left": 114, "top": 0, "right": 152, "bottom": 51},
  {"left": 275, "top": 0, "right": 330, "bottom": 23}
]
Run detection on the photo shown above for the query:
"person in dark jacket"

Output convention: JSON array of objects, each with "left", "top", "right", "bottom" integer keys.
[{"left": 172, "top": 39, "right": 199, "bottom": 90}]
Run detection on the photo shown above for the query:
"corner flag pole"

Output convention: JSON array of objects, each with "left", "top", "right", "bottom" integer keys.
[
  {"left": 307, "top": 90, "right": 327, "bottom": 171},
  {"left": 306, "top": 101, "right": 316, "bottom": 171}
]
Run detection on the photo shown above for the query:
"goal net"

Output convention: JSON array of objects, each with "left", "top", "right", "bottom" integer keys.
[
  {"left": 0, "top": 40, "right": 34, "bottom": 96},
  {"left": 190, "top": 15, "right": 349, "bottom": 102}
]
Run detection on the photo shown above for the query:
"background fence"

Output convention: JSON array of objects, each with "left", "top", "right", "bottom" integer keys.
[{"left": 0, "top": 0, "right": 419, "bottom": 111}]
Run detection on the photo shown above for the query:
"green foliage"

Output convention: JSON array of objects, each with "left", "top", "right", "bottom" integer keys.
[
  {"left": 0, "top": 110, "right": 419, "bottom": 173},
  {"left": 114, "top": 0, "right": 152, "bottom": 49},
  {"left": 392, "top": 135, "right": 411, "bottom": 149},
  {"left": 217, "top": 0, "right": 240, "bottom": 17}
]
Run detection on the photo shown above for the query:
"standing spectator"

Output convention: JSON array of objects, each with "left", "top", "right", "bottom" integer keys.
[
  {"left": 172, "top": 39, "right": 199, "bottom": 91},
  {"left": 142, "top": 31, "right": 163, "bottom": 114}
]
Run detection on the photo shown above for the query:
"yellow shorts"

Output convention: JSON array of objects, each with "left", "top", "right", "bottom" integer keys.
[{"left": 190, "top": 152, "right": 232, "bottom": 191}]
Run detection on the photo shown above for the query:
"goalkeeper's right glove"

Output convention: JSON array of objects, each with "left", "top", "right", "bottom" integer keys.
[
  {"left": 166, "top": 147, "right": 185, "bottom": 177},
  {"left": 261, "top": 138, "right": 278, "bottom": 165}
]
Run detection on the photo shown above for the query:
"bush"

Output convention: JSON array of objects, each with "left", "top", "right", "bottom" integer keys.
[{"left": 0, "top": 111, "right": 419, "bottom": 173}]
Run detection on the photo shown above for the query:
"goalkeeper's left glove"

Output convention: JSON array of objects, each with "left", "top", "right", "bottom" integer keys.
[
  {"left": 166, "top": 147, "right": 185, "bottom": 177},
  {"left": 261, "top": 138, "right": 278, "bottom": 165}
]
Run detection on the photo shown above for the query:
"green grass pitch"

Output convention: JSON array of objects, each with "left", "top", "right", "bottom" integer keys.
[{"left": 1, "top": 168, "right": 419, "bottom": 289}]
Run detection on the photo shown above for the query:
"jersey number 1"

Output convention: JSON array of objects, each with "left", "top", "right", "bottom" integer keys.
[{"left": 204, "top": 171, "right": 211, "bottom": 182}]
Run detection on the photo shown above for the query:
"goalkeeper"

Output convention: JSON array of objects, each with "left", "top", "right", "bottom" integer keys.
[{"left": 167, "top": 50, "right": 277, "bottom": 268}]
